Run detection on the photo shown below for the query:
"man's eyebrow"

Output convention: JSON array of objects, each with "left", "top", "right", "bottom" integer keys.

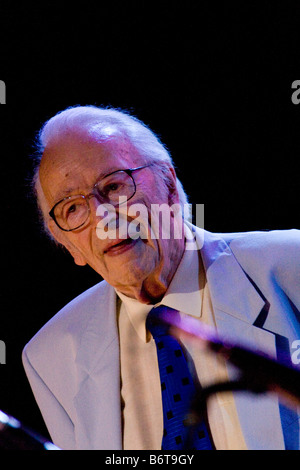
[
  {"left": 53, "top": 166, "right": 124, "bottom": 202},
  {"left": 54, "top": 185, "right": 82, "bottom": 201}
]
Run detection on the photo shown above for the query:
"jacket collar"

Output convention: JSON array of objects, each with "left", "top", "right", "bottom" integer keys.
[
  {"left": 197, "top": 227, "right": 266, "bottom": 327},
  {"left": 195, "top": 227, "right": 284, "bottom": 449}
]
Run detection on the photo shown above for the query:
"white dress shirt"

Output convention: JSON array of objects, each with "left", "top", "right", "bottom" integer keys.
[{"left": 116, "top": 229, "right": 247, "bottom": 450}]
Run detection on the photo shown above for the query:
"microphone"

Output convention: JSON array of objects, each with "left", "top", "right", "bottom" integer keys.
[{"left": 158, "top": 309, "right": 300, "bottom": 409}]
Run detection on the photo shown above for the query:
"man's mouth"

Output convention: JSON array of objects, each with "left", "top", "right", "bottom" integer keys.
[{"left": 103, "top": 237, "right": 139, "bottom": 256}]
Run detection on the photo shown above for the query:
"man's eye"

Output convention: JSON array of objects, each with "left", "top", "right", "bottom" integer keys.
[
  {"left": 67, "top": 204, "right": 77, "bottom": 214},
  {"left": 108, "top": 183, "right": 119, "bottom": 191},
  {"left": 103, "top": 182, "right": 122, "bottom": 195},
  {"left": 63, "top": 202, "right": 85, "bottom": 220}
]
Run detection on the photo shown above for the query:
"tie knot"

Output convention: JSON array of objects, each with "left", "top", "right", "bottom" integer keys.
[{"left": 146, "top": 305, "right": 179, "bottom": 338}]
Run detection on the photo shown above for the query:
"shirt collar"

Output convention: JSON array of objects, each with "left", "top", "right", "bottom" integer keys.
[{"left": 116, "top": 225, "right": 204, "bottom": 342}]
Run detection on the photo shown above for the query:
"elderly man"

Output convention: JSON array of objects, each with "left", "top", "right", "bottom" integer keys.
[{"left": 23, "top": 105, "right": 300, "bottom": 450}]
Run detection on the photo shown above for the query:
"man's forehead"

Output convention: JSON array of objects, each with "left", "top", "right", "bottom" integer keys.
[
  {"left": 42, "top": 126, "right": 113, "bottom": 159},
  {"left": 38, "top": 128, "right": 140, "bottom": 204},
  {"left": 40, "top": 127, "right": 130, "bottom": 171}
]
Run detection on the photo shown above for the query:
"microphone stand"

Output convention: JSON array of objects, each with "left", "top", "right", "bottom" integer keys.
[
  {"left": 203, "top": 340, "right": 300, "bottom": 407},
  {"left": 158, "top": 310, "right": 300, "bottom": 433}
]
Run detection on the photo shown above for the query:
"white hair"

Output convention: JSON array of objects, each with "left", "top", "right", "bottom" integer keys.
[{"left": 33, "top": 105, "right": 189, "bottom": 228}]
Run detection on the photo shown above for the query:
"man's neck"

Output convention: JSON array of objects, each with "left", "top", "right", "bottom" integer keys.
[{"left": 117, "top": 237, "right": 186, "bottom": 304}]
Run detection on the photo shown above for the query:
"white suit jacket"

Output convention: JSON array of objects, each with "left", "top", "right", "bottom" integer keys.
[{"left": 22, "top": 227, "right": 300, "bottom": 450}]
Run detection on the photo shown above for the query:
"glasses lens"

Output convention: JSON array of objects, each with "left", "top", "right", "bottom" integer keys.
[
  {"left": 54, "top": 195, "right": 89, "bottom": 231},
  {"left": 96, "top": 171, "right": 135, "bottom": 204}
]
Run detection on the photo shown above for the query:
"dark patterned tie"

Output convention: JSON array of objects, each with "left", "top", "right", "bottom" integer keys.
[{"left": 146, "top": 305, "right": 214, "bottom": 450}]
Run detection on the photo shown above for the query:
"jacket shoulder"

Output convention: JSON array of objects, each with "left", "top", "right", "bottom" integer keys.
[
  {"left": 223, "top": 228, "right": 300, "bottom": 261},
  {"left": 221, "top": 229, "right": 300, "bottom": 304},
  {"left": 217, "top": 228, "right": 299, "bottom": 247},
  {"left": 23, "top": 279, "right": 111, "bottom": 373}
]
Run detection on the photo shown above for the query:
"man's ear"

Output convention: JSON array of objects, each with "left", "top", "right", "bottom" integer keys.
[
  {"left": 48, "top": 221, "right": 87, "bottom": 266},
  {"left": 165, "top": 165, "right": 180, "bottom": 206}
]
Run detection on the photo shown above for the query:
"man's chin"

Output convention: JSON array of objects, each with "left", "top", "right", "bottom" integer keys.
[{"left": 105, "top": 257, "right": 158, "bottom": 295}]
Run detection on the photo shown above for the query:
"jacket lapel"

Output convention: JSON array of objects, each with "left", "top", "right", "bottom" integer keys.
[
  {"left": 73, "top": 281, "right": 122, "bottom": 450},
  {"left": 197, "top": 228, "right": 285, "bottom": 449}
]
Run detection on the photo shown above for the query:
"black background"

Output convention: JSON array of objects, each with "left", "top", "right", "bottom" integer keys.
[{"left": 0, "top": 1, "right": 300, "bottom": 442}]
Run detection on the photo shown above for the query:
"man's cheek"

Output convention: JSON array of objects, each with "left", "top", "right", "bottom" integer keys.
[{"left": 126, "top": 203, "right": 151, "bottom": 241}]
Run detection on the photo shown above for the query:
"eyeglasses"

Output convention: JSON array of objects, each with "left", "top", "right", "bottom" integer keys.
[{"left": 49, "top": 164, "right": 152, "bottom": 232}]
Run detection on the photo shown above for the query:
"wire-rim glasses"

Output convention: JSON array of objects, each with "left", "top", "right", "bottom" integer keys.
[{"left": 49, "top": 164, "right": 152, "bottom": 232}]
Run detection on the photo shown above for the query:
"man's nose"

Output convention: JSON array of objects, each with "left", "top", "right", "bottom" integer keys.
[
  {"left": 88, "top": 195, "right": 119, "bottom": 231},
  {"left": 88, "top": 194, "right": 101, "bottom": 209},
  {"left": 88, "top": 195, "right": 108, "bottom": 222}
]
